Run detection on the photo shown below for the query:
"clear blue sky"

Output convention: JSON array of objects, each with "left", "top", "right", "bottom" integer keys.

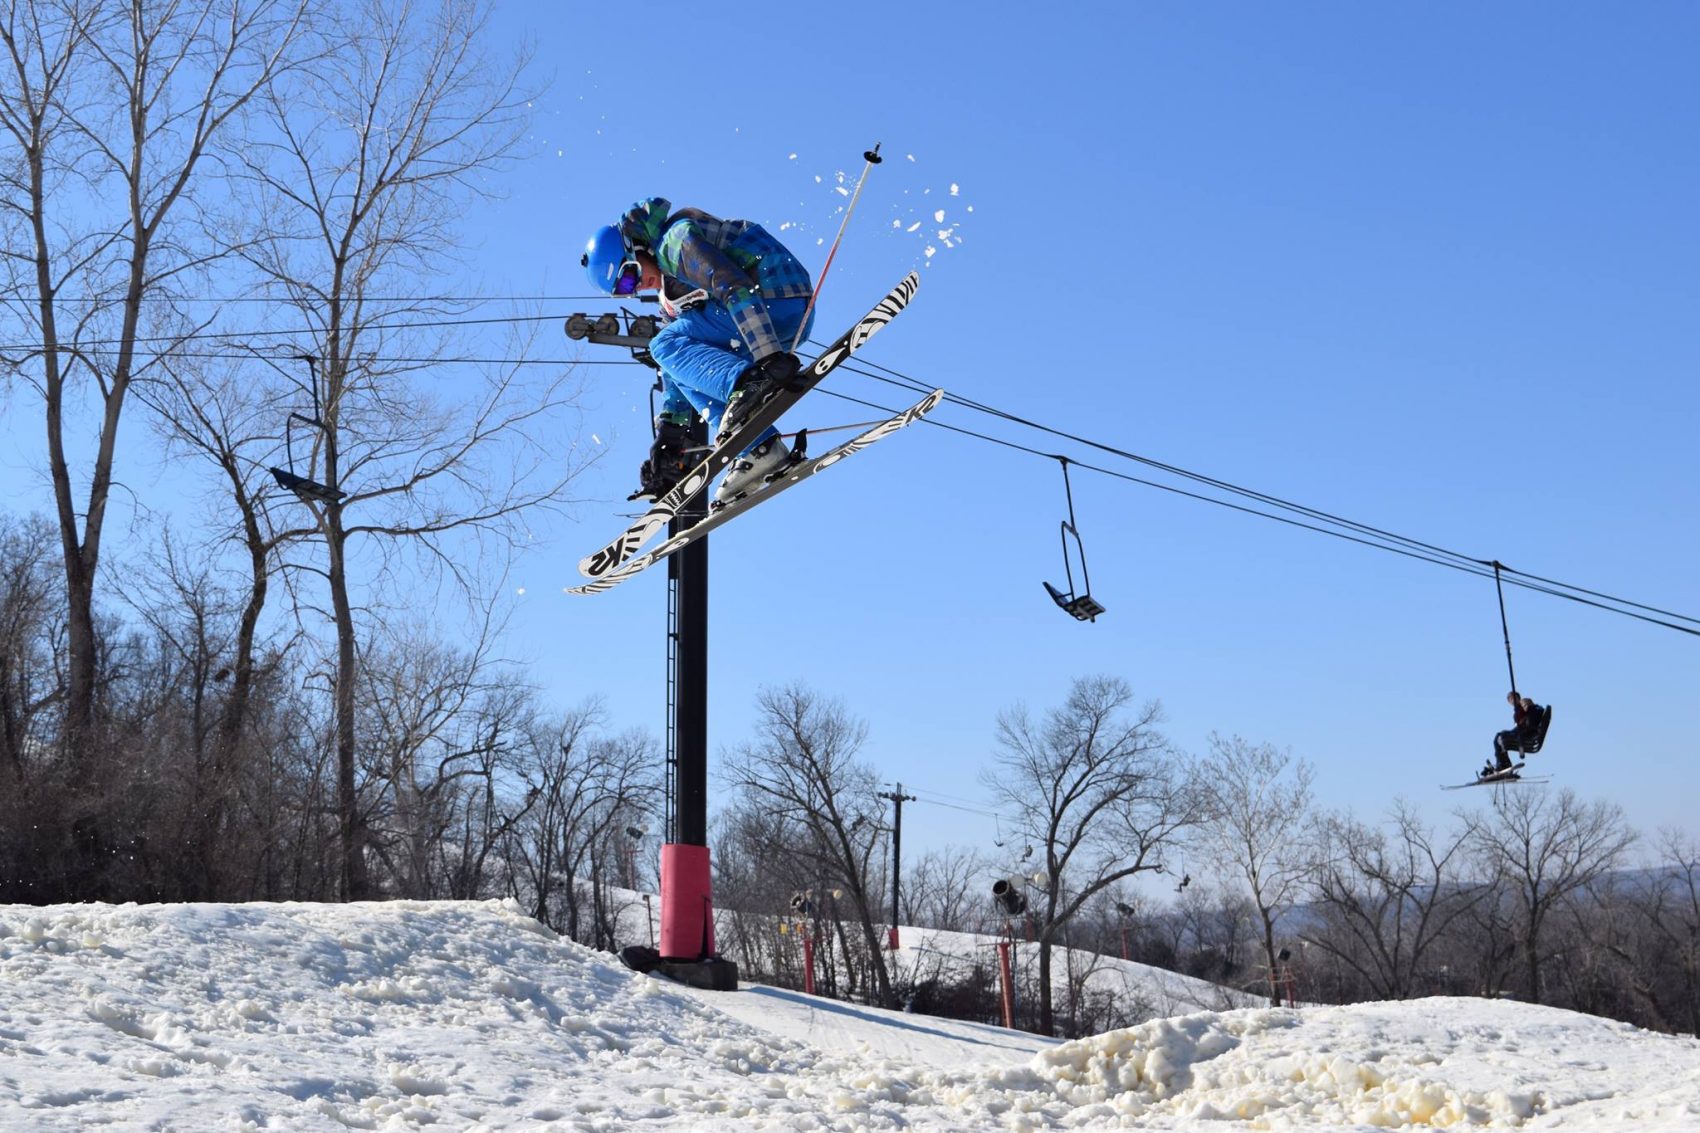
[
  {"left": 12, "top": 3, "right": 1698, "bottom": 865},
  {"left": 467, "top": 1, "right": 1700, "bottom": 858}
]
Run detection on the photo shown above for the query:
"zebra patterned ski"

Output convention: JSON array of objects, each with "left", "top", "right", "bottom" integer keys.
[
  {"left": 565, "top": 388, "right": 944, "bottom": 596},
  {"left": 577, "top": 272, "right": 921, "bottom": 579}
]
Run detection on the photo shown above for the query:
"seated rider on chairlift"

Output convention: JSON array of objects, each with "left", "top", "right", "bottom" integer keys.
[{"left": 1483, "top": 691, "right": 1545, "bottom": 778}]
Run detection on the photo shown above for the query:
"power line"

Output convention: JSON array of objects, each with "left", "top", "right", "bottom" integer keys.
[
  {"left": 8, "top": 294, "right": 611, "bottom": 304},
  {"left": 0, "top": 309, "right": 584, "bottom": 350},
  {"left": 801, "top": 374, "right": 1700, "bottom": 640},
  {"left": 836, "top": 350, "right": 1485, "bottom": 572},
  {"left": 6, "top": 345, "right": 631, "bottom": 366},
  {"left": 6, "top": 304, "right": 1693, "bottom": 637}
]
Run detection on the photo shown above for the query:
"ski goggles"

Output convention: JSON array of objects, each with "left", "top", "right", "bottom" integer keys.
[{"left": 612, "top": 259, "right": 643, "bottom": 297}]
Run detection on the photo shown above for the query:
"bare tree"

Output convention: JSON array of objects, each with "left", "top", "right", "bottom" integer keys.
[
  {"left": 0, "top": 512, "right": 63, "bottom": 780},
  {"left": 710, "top": 801, "right": 815, "bottom": 985},
  {"left": 0, "top": 0, "right": 311, "bottom": 762},
  {"left": 1306, "top": 801, "right": 1488, "bottom": 999},
  {"left": 983, "top": 675, "right": 1199, "bottom": 1035},
  {"left": 904, "top": 845, "right": 991, "bottom": 930},
  {"left": 137, "top": 349, "right": 310, "bottom": 840},
  {"left": 1603, "top": 831, "right": 1700, "bottom": 1035},
  {"left": 1462, "top": 786, "right": 1636, "bottom": 1002},
  {"left": 0, "top": 511, "right": 68, "bottom": 900},
  {"left": 1195, "top": 734, "right": 1315, "bottom": 1005},
  {"left": 503, "top": 704, "right": 660, "bottom": 945},
  {"left": 229, "top": 0, "right": 588, "bottom": 897},
  {"left": 108, "top": 531, "right": 280, "bottom": 897},
  {"left": 723, "top": 684, "right": 897, "bottom": 1007},
  {"left": 355, "top": 619, "right": 530, "bottom": 898}
]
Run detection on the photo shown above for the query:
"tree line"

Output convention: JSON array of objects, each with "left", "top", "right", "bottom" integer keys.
[
  {"left": 3, "top": 515, "right": 1696, "bottom": 1041},
  {"left": 706, "top": 677, "right": 1700, "bottom": 1043},
  {"left": 2, "top": 1, "right": 1695, "bottom": 1048},
  {"left": 0, "top": 0, "right": 583, "bottom": 901}
]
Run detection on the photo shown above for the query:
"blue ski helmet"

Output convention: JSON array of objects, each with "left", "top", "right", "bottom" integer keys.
[{"left": 582, "top": 225, "right": 629, "bottom": 294}]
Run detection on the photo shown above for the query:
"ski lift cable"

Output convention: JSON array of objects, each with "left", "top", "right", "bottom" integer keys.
[
  {"left": 24, "top": 332, "right": 1688, "bottom": 619},
  {"left": 1480, "top": 559, "right": 1700, "bottom": 628},
  {"left": 831, "top": 352, "right": 1485, "bottom": 572},
  {"left": 813, "top": 387, "right": 1529, "bottom": 577},
  {"left": 913, "top": 793, "right": 1017, "bottom": 822},
  {"left": 809, "top": 386, "right": 1700, "bottom": 638},
  {"left": 895, "top": 783, "right": 999, "bottom": 809},
  {"left": 86, "top": 337, "right": 1691, "bottom": 628},
  {"left": 819, "top": 359, "right": 1697, "bottom": 628},
  {"left": 16, "top": 316, "right": 1694, "bottom": 635}
]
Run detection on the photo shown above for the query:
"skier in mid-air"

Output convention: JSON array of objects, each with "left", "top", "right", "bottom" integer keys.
[{"left": 583, "top": 198, "right": 812, "bottom": 503}]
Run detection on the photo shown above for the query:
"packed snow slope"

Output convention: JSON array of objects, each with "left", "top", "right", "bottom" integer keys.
[{"left": 3, "top": 901, "right": 1699, "bottom": 1131}]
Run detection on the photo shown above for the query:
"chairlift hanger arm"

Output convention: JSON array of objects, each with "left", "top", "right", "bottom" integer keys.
[
  {"left": 271, "top": 353, "right": 343, "bottom": 505},
  {"left": 1043, "top": 455, "right": 1105, "bottom": 621},
  {"left": 1490, "top": 559, "right": 1518, "bottom": 695}
]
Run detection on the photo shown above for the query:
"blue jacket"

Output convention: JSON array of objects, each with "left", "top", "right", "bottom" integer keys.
[{"left": 618, "top": 198, "right": 811, "bottom": 359}]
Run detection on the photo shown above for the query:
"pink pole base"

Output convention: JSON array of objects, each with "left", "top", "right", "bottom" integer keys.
[{"left": 658, "top": 843, "right": 714, "bottom": 960}]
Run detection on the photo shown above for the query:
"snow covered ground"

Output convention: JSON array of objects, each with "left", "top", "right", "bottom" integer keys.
[{"left": 3, "top": 900, "right": 1699, "bottom": 1131}]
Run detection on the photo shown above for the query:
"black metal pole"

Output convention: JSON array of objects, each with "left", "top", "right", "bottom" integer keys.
[
  {"left": 675, "top": 467, "right": 709, "bottom": 848},
  {"left": 654, "top": 413, "right": 737, "bottom": 985}
]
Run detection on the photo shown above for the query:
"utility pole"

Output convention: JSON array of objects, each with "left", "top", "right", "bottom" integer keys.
[{"left": 878, "top": 784, "right": 916, "bottom": 951}]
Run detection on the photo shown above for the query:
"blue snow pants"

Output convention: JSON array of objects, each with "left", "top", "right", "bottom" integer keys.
[{"left": 648, "top": 297, "right": 814, "bottom": 450}]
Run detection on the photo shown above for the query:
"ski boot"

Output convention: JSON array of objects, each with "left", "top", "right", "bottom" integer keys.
[
  {"left": 630, "top": 418, "right": 695, "bottom": 502},
  {"left": 714, "top": 436, "right": 792, "bottom": 507},
  {"left": 716, "top": 352, "right": 802, "bottom": 444}
]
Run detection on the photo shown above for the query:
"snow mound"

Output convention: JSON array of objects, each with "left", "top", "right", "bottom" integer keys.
[
  {"left": 3, "top": 901, "right": 1699, "bottom": 1131},
  {"left": 942, "top": 998, "right": 1700, "bottom": 1130}
]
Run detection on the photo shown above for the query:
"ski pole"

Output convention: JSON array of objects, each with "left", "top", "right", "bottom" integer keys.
[{"left": 790, "top": 142, "right": 883, "bottom": 352}]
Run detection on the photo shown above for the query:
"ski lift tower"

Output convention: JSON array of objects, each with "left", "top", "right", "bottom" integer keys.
[{"left": 564, "top": 308, "right": 736, "bottom": 991}]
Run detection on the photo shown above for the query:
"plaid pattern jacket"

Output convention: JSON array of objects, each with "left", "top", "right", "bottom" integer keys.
[{"left": 619, "top": 198, "right": 811, "bottom": 359}]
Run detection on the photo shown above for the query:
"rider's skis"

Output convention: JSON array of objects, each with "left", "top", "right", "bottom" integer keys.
[
  {"left": 565, "top": 389, "right": 944, "bottom": 596},
  {"left": 1440, "top": 762, "right": 1552, "bottom": 790},
  {"left": 577, "top": 273, "right": 921, "bottom": 579}
]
